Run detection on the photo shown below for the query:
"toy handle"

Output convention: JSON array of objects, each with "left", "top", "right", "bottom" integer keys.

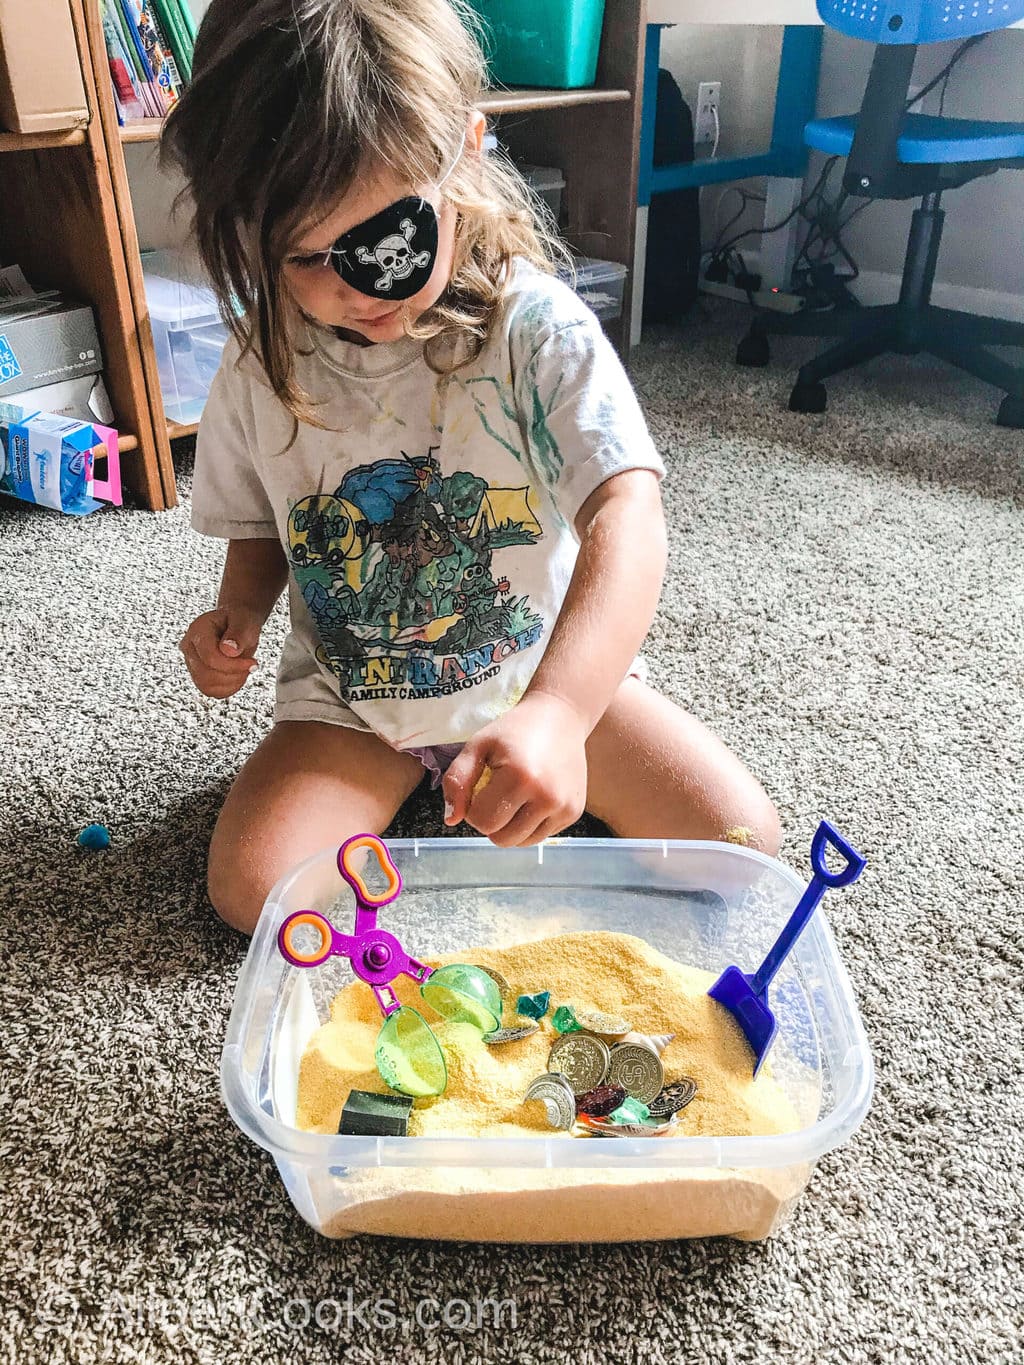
[
  {"left": 809, "top": 820, "right": 866, "bottom": 888},
  {"left": 750, "top": 820, "right": 865, "bottom": 996},
  {"left": 279, "top": 910, "right": 336, "bottom": 968},
  {"left": 337, "top": 833, "right": 403, "bottom": 914}
]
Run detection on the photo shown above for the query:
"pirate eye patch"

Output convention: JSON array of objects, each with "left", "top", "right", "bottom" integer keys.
[{"left": 328, "top": 196, "right": 440, "bottom": 301}]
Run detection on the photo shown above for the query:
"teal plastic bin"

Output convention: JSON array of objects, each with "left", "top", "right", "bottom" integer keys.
[{"left": 469, "top": 0, "right": 607, "bottom": 89}]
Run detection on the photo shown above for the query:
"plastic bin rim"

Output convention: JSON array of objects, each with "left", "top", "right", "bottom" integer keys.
[{"left": 221, "top": 837, "right": 875, "bottom": 1172}]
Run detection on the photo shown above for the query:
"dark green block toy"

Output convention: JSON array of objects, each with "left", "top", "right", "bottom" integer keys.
[{"left": 339, "top": 1089, "right": 414, "bottom": 1137}]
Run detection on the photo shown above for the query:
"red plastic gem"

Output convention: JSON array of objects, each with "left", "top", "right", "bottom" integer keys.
[{"left": 575, "top": 1084, "right": 627, "bottom": 1117}]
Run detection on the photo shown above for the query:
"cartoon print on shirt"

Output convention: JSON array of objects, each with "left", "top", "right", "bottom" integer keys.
[{"left": 286, "top": 447, "right": 545, "bottom": 703}]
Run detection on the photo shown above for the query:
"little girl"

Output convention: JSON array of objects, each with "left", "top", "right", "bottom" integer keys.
[{"left": 164, "top": 0, "right": 779, "bottom": 934}]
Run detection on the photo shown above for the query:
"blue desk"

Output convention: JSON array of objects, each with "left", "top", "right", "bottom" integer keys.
[{"left": 632, "top": 19, "right": 825, "bottom": 342}]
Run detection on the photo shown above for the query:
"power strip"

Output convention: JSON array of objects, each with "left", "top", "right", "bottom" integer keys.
[{"left": 699, "top": 278, "right": 806, "bottom": 314}]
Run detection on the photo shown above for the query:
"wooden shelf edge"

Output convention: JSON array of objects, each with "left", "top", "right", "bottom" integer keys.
[
  {"left": 116, "top": 88, "right": 632, "bottom": 144},
  {"left": 119, "top": 119, "right": 165, "bottom": 145},
  {"left": 482, "top": 86, "right": 631, "bottom": 113},
  {"left": 0, "top": 126, "right": 88, "bottom": 153},
  {"left": 166, "top": 419, "right": 199, "bottom": 441}
]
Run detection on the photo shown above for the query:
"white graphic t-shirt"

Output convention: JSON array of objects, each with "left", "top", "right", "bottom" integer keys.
[{"left": 192, "top": 260, "right": 664, "bottom": 749}]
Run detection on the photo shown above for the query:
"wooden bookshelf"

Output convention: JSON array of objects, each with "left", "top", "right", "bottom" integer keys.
[
  {"left": 166, "top": 419, "right": 198, "bottom": 441},
  {"left": 118, "top": 88, "right": 633, "bottom": 143},
  {"left": 0, "top": 0, "right": 170, "bottom": 509},
  {"left": 0, "top": 127, "right": 87, "bottom": 152},
  {"left": 119, "top": 118, "right": 165, "bottom": 144},
  {"left": 2, "top": 0, "right": 647, "bottom": 511}
]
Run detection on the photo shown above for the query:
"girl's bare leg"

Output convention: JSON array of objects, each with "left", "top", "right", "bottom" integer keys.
[
  {"left": 207, "top": 720, "right": 425, "bottom": 933},
  {"left": 585, "top": 678, "right": 781, "bottom": 852}
]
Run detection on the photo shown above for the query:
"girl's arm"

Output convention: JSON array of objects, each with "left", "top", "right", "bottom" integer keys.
[
  {"left": 218, "top": 537, "right": 290, "bottom": 626},
  {"left": 442, "top": 470, "right": 666, "bottom": 840},
  {"left": 524, "top": 469, "right": 666, "bottom": 730},
  {"left": 180, "top": 538, "right": 289, "bottom": 697}
]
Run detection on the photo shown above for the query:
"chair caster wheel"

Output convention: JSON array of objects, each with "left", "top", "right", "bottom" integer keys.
[
  {"left": 736, "top": 330, "right": 770, "bottom": 367},
  {"left": 996, "top": 395, "right": 1024, "bottom": 430},
  {"left": 789, "top": 381, "right": 827, "bottom": 414}
]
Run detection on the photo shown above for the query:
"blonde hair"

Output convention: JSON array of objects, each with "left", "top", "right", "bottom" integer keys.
[{"left": 161, "top": 0, "right": 567, "bottom": 430}]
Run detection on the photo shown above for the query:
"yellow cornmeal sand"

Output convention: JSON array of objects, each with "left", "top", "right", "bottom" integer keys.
[
  {"left": 295, "top": 932, "right": 812, "bottom": 1241},
  {"left": 299, "top": 931, "right": 801, "bottom": 1140}
]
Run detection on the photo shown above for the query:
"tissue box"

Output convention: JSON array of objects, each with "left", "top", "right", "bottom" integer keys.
[
  {"left": 0, "top": 405, "right": 121, "bottom": 515},
  {"left": 0, "top": 0, "right": 88, "bottom": 134},
  {"left": 0, "top": 300, "right": 103, "bottom": 398}
]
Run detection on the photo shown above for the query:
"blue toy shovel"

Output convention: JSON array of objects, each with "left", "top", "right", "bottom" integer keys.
[{"left": 709, "top": 820, "right": 866, "bottom": 1077}]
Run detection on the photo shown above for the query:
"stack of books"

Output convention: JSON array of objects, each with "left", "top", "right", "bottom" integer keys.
[{"left": 99, "top": 1, "right": 196, "bottom": 124}]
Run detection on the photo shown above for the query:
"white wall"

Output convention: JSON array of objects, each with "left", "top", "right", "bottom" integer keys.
[
  {"left": 133, "top": 11, "right": 1024, "bottom": 314},
  {"left": 656, "top": 22, "right": 1024, "bottom": 313},
  {"left": 656, "top": 25, "right": 780, "bottom": 250}
]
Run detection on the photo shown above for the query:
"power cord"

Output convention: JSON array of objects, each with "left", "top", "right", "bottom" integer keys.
[
  {"left": 905, "top": 34, "right": 988, "bottom": 113},
  {"left": 702, "top": 36, "right": 988, "bottom": 310}
]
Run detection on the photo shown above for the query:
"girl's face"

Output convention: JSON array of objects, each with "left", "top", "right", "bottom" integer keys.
[{"left": 283, "top": 116, "right": 484, "bottom": 346}]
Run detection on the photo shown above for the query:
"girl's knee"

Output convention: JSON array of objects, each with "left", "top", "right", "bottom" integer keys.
[
  {"left": 723, "top": 790, "right": 782, "bottom": 858},
  {"left": 207, "top": 852, "right": 265, "bottom": 936}
]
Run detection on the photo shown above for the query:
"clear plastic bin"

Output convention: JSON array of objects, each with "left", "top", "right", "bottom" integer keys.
[
  {"left": 562, "top": 256, "right": 628, "bottom": 321},
  {"left": 221, "top": 838, "right": 873, "bottom": 1243},
  {"left": 520, "top": 163, "right": 565, "bottom": 224},
  {"left": 141, "top": 250, "right": 228, "bottom": 425}
]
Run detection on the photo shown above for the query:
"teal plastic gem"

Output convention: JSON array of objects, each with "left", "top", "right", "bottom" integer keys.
[
  {"left": 516, "top": 991, "right": 551, "bottom": 1021},
  {"left": 551, "top": 1005, "right": 581, "bottom": 1034},
  {"left": 609, "top": 1097, "right": 650, "bottom": 1125},
  {"left": 421, "top": 963, "right": 501, "bottom": 1034},
  {"left": 374, "top": 1006, "right": 447, "bottom": 1098}
]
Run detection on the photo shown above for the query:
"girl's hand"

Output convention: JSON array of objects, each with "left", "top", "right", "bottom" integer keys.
[
  {"left": 179, "top": 605, "right": 263, "bottom": 699},
  {"left": 442, "top": 693, "right": 588, "bottom": 846}
]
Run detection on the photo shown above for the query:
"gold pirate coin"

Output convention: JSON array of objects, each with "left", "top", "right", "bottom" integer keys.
[
  {"left": 523, "top": 1073, "right": 576, "bottom": 1131},
  {"left": 479, "top": 966, "right": 512, "bottom": 1002},
  {"left": 606, "top": 1042, "right": 664, "bottom": 1104},
  {"left": 484, "top": 1022, "right": 540, "bottom": 1045},
  {"left": 547, "top": 1032, "right": 611, "bottom": 1095},
  {"left": 647, "top": 1078, "right": 698, "bottom": 1117},
  {"left": 575, "top": 1010, "right": 633, "bottom": 1040}
]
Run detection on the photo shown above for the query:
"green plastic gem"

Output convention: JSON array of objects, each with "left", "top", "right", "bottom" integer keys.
[
  {"left": 516, "top": 991, "right": 551, "bottom": 1020},
  {"left": 375, "top": 1006, "right": 447, "bottom": 1098},
  {"left": 552, "top": 1005, "right": 582, "bottom": 1035},
  {"left": 421, "top": 963, "right": 501, "bottom": 1034},
  {"left": 609, "top": 1097, "right": 650, "bottom": 1125}
]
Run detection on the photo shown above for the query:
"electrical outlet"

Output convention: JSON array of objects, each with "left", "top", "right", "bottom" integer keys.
[{"left": 695, "top": 80, "right": 721, "bottom": 148}]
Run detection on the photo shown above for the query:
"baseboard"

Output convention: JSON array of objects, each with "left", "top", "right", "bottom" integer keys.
[
  {"left": 852, "top": 271, "right": 1024, "bottom": 324},
  {"left": 706, "top": 251, "right": 1024, "bottom": 325}
]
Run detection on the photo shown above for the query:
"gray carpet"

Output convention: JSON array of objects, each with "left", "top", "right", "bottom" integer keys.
[{"left": 2, "top": 302, "right": 1022, "bottom": 1364}]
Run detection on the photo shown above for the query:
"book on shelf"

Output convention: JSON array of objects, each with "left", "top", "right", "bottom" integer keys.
[
  {"left": 100, "top": 0, "right": 196, "bottom": 124},
  {"left": 152, "top": 0, "right": 192, "bottom": 82},
  {"left": 99, "top": 1, "right": 147, "bottom": 123}
]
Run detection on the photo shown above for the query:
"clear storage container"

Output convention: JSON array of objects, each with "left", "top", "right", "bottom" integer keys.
[
  {"left": 562, "top": 256, "right": 628, "bottom": 321},
  {"left": 520, "top": 163, "right": 566, "bottom": 224},
  {"left": 221, "top": 838, "right": 873, "bottom": 1243},
  {"left": 141, "top": 250, "right": 229, "bottom": 426}
]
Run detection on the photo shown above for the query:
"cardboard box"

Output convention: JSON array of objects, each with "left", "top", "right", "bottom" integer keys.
[
  {"left": 0, "top": 299, "right": 103, "bottom": 398},
  {"left": 0, "top": 404, "right": 121, "bottom": 515},
  {"left": 6, "top": 372, "right": 115, "bottom": 425},
  {"left": 0, "top": 0, "right": 89, "bottom": 134}
]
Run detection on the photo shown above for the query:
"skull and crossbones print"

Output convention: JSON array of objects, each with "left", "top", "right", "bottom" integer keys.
[{"left": 355, "top": 218, "right": 432, "bottom": 293}]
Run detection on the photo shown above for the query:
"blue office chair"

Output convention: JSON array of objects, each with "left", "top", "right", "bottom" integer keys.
[{"left": 737, "top": 0, "right": 1024, "bottom": 427}]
